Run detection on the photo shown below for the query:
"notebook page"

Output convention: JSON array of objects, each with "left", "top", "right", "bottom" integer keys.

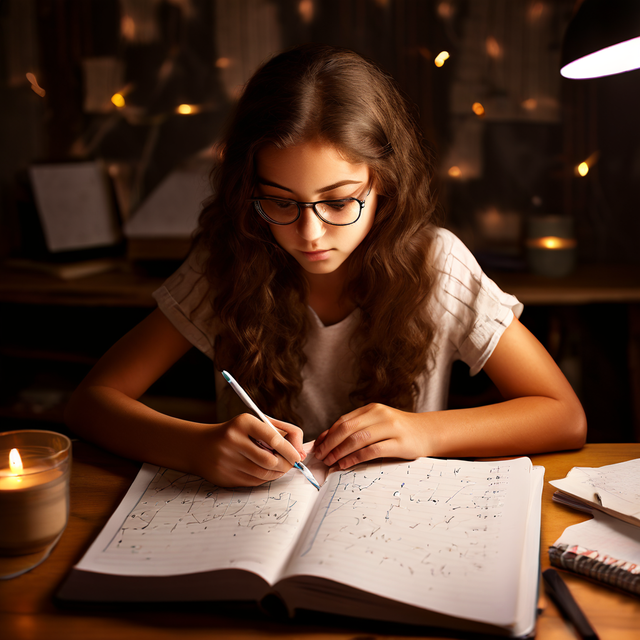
[
  {"left": 553, "top": 510, "right": 640, "bottom": 563},
  {"left": 75, "top": 463, "right": 326, "bottom": 583},
  {"left": 283, "top": 457, "right": 534, "bottom": 627},
  {"left": 550, "top": 458, "right": 640, "bottom": 520}
]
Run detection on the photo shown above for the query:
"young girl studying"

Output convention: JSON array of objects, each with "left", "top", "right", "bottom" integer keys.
[{"left": 65, "top": 44, "right": 587, "bottom": 488}]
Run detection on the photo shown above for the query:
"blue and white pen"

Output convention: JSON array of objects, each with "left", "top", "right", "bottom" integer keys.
[{"left": 221, "top": 370, "right": 320, "bottom": 490}]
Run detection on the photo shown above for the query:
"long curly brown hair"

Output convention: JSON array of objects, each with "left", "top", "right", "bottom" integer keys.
[{"left": 194, "top": 44, "right": 443, "bottom": 427}]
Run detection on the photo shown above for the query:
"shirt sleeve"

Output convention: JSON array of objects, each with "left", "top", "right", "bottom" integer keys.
[
  {"left": 152, "top": 250, "right": 216, "bottom": 359},
  {"left": 429, "top": 228, "right": 524, "bottom": 375}
]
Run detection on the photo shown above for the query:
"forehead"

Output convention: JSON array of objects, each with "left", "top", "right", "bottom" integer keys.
[{"left": 256, "top": 139, "right": 369, "bottom": 194}]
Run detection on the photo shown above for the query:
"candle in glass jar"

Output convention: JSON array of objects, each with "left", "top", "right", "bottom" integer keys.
[
  {"left": 0, "top": 431, "right": 71, "bottom": 556},
  {"left": 525, "top": 236, "right": 577, "bottom": 250}
]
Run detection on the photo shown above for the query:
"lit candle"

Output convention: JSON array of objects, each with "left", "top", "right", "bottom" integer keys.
[
  {"left": 525, "top": 236, "right": 577, "bottom": 250},
  {"left": 525, "top": 216, "right": 577, "bottom": 277},
  {"left": 0, "top": 431, "right": 71, "bottom": 556}
]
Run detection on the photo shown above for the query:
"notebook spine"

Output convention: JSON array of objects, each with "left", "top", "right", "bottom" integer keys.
[{"left": 549, "top": 543, "right": 640, "bottom": 596}]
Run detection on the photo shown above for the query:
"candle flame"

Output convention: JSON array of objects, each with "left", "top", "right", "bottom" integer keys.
[
  {"left": 527, "top": 236, "right": 577, "bottom": 250},
  {"left": 9, "top": 448, "right": 23, "bottom": 474},
  {"left": 541, "top": 236, "right": 563, "bottom": 249}
]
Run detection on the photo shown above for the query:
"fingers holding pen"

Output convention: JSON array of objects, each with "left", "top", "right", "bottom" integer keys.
[{"left": 196, "top": 413, "right": 302, "bottom": 487}]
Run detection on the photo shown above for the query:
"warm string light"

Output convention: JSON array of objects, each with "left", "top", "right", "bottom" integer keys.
[
  {"left": 575, "top": 152, "right": 599, "bottom": 177},
  {"left": 111, "top": 83, "right": 133, "bottom": 109},
  {"left": 448, "top": 166, "right": 462, "bottom": 178},
  {"left": 472, "top": 102, "right": 485, "bottom": 117},
  {"left": 486, "top": 36, "right": 502, "bottom": 59},
  {"left": 434, "top": 51, "right": 450, "bottom": 67},
  {"left": 26, "top": 73, "right": 45, "bottom": 97}
]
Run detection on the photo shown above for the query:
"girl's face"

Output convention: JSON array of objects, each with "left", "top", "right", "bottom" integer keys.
[{"left": 255, "top": 139, "right": 377, "bottom": 278}]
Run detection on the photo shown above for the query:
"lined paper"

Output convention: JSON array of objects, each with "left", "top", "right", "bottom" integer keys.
[
  {"left": 551, "top": 458, "right": 640, "bottom": 523},
  {"left": 284, "top": 457, "right": 539, "bottom": 627},
  {"left": 75, "top": 454, "right": 541, "bottom": 632},
  {"left": 77, "top": 465, "right": 321, "bottom": 583}
]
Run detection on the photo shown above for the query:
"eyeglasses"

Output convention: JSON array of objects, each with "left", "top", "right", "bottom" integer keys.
[{"left": 249, "top": 187, "right": 372, "bottom": 226}]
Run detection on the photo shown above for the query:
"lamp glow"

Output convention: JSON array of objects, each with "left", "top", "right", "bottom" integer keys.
[{"left": 577, "top": 162, "right": 589, "bottom": 177}]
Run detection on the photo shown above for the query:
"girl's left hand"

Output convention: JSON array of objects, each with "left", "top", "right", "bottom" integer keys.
[{"left": 313, "top": 403, "right": 426, "bottom": 469}]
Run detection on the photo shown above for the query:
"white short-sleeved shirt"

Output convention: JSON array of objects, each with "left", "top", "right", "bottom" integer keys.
[{"left": 153, "top": 227, "right": 523, "bottom": 440}]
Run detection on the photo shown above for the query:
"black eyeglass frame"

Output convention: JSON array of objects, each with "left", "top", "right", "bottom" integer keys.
[{"left": 248, "top": 186, "right": 372, "bottom": 227}]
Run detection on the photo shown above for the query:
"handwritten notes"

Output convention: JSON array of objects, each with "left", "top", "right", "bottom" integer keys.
[
  {"left": 82, "top": 465, "right": 320, "bottom": 581},
  {"left": 551, "top": 458, "right": 640, "bottom": 523},
  {"left": 284, "top": 457, "right": 537, "bottom": 624},
  {"left": 76, "top": 455, "right": 539, "bottom": 626}
]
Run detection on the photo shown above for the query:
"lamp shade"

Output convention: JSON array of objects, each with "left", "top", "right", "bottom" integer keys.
[{"left": 560, "top": 0, "right": 640, "bottom": 79}]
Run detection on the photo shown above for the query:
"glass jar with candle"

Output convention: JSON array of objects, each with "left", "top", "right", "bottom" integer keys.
[
  {"left": 0, "top": 430, "right": 71, "bottom": 557},
  {"left": 525, "top": 215, "right": 577, "bottom": 277}
]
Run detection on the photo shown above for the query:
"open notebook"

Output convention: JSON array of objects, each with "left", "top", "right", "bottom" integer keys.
[
  {"left": 549, "top": 458, "right": 640, "bottom": 527},
  {"left": 58, "top": 454, "right": 544, "bottom": 637}
]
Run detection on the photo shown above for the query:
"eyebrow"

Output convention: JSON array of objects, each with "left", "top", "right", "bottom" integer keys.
[{"left": 256, "top": 177, "right": 363, "bottom": 195}]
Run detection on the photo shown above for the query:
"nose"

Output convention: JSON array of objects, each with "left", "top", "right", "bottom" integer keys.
[{"left": 295, "top": 205, "right": 326, "bottom": 242}]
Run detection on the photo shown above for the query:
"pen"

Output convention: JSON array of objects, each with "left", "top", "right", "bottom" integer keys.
[
  {"left": 542, "top": 568, "right": 599, "bottom": 640},
  {"left": 221, "top": 370, "right": 320, "bottom": 490}
]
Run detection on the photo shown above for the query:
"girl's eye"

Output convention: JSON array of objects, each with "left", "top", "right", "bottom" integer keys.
[
  {"left": 325, "top": 200, "right": 348, "bottom": 211},
  {"left": 273, "top": 200, "right": 296, "bottom": 209}
]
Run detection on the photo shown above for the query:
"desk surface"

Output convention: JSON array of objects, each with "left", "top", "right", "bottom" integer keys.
[{"left": 1, "top": 442, "right": 639, "bottom": 640}]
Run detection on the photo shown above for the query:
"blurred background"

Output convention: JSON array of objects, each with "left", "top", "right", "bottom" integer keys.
[{"left": 1, "top": 0, "right": 639, "bottom": 443}]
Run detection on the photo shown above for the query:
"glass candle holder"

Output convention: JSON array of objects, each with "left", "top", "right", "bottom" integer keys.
[
  {"left": 0, "top": 430, "right": 71, "bottom": 557},
  {"left": 525, "top": 215, "right": 577, "bottom": 277}
]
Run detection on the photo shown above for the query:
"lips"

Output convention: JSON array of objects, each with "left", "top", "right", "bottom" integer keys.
[{"left": 300, "top": 249, "right": 332, "bottom": 261}]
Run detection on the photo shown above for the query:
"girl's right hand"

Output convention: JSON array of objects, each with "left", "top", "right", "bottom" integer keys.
[{"left": 193, "top": 414, "right": 305, "bottom": 487}]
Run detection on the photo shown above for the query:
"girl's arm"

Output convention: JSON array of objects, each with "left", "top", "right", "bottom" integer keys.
[
  {"left": 64, "top": 308, "right": 305, "bottom": 486},
  {"left": 313, "top": 317, "right": 587, "bottom": 469}
]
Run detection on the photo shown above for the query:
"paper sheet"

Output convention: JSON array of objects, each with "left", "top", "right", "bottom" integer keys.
[
  {"left": 284, "top": 456, "right": 540, "bottom": 629},
  {"left": 550, "top": 458, "right": 640, "bottom": 521}
]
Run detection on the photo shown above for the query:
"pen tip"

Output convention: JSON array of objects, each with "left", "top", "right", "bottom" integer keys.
[{"left": 221, "top": 371, "right": 230, "bottom": 382}]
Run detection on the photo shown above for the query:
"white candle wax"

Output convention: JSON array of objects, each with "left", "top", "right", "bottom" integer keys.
[{"left": 0, "top": 432, "right": 71, "bottom": 556}]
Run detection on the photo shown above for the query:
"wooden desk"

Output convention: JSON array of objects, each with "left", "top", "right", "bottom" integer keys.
[{"left": 1, "top": 443, "right": 639, "bottom": 640}]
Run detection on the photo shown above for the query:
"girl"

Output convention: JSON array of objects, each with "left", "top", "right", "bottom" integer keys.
[{"left": 65, "top": 44, "right": 586, "bottom": 487}]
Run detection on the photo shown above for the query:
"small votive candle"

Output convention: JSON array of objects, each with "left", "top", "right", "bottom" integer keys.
[
  {"left": 525, "top": 216, "right": 577, "bottom": 277},
  {"left": 0, "top": 430, "right": 71, "bottom": 556}
]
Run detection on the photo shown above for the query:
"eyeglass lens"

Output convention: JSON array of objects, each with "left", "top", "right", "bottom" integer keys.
[{"left": 256, "top": 199, "right": 361, "bottom": 225}]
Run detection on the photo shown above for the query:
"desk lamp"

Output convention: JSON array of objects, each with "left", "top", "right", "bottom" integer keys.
[{"left": 560, "top": 0, "right": 640, "bottom": 79}]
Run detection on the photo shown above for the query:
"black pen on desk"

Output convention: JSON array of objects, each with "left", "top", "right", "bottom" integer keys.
[
  {"left": 543, "top": 568, "right": 599, "bottom": 640},
  {"left": 221, "top": 370, "right": 320, "bottom": 490}
]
